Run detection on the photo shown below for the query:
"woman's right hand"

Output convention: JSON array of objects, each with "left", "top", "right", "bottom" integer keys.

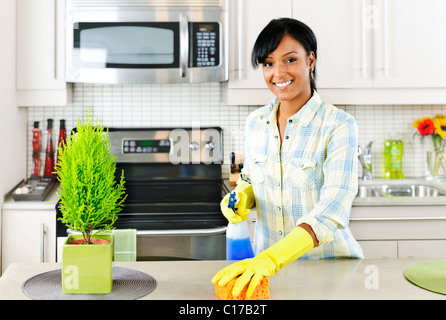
[{"left": 220, "top": 191, "right": 250, "bottom": 223}]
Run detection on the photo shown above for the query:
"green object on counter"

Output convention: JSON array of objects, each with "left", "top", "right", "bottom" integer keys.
[
  {"left": 62, "top": 233, "right": 113, "bottom": 294},
  {"left": 384, "top": 138, "right": 405, "bottom": 179},
  {"left": 113, "top": 229, "right": 137, "bottom": 262},
  {"left": 404, "top": 260, "right": 446, "bottom": 295}
]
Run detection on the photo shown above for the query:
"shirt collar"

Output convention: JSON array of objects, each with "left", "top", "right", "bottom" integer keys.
[{"left": 260, "top": 90, "right": 322, "bottom": 127}]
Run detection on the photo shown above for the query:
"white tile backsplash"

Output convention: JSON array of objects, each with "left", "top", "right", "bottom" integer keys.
[{"left": 27, "top": 83, "right": 446, "bottom": 180}]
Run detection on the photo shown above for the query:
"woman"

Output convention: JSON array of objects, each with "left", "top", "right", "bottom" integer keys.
[{"left": 212, "top": 18, "right": 363, "bottom": 298}]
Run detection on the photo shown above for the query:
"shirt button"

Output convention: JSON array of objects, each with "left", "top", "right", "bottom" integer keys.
[
  {"left": 288, "top": 119, "right": 293, "bottom": 123},
  {"left": 300, "top": 163, "right": 305, "bottom": 168},
  {"left": 277, "top": 206, "right": 281, "bottom": 211},
  {"left": 277, "top": 182, "right": 281, "bottom": 187},
  {"left": 278, "top": 231, "right": 283, "bottom": 236},
  {"left": 266, "top": 121, "right": 270, "bottom": 124},
  {"left": 285, "top": 136, "right": 289, "bottom": 139},
  {"left": 274, "top": 135, "right": 278, "bottom": 139}
]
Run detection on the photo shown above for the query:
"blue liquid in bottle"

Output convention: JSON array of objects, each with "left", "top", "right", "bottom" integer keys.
[
  {"left": 226, "top": 221, "right": 254, "bottom": 260},
  {"left": 226, "top": 237, "right": 254, "bottom": 260}
]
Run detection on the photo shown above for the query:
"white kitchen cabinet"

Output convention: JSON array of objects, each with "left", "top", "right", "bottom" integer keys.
[
  {"left": 350, "top": 204, "right": 446, "bottom": 259},
  {"left": 293, "top": 0, "right": 374, "bottom": 89},
  {"left": 357, "top": 240, "right": 398, "bottom": 259},
  {"left": 226, "top": 0, "right": 446, "bottom": 105},
  {"left": 16, "top": 0, "right": 71, "bottom": 107},
  {"left": 224, "top": 0, "right": 291, "bottom": 105},
  {"left": 1, "top": 208, "right": 56, "bottom": 274},
  {"left": 294, "top": 0, "right": 446, "bottom": 89},
  {"left": 372, "top": 0, "right": 446, "bottom": 88}
]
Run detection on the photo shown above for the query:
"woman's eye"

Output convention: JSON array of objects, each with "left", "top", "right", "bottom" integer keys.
[
  {"left": 286, "top": 58, "right": 297, "bottom": 63},
  {"left": 263, "top": 62, "right": 273, "bottom": 67}
]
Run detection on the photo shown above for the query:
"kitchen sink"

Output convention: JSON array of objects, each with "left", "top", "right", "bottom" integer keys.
[{"left": 356, "top": 184, "right": 446, "bottom": 198}]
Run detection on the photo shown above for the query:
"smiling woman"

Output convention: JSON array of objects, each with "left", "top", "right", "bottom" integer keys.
[{"left": 212, "top": 18, "right": 362, "bottom": 300}]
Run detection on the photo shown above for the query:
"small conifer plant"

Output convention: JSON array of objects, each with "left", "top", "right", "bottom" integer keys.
[{"left": 56, "top": 110, "right": 126, "bottom": 244}]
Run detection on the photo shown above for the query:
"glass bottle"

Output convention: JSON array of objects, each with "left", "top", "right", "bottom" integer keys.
[
  {"left": 32, "top": 121, "right": 41, "bottom": 177},
  {"left": 384, "top": 134, "right": 404, "bottom": 179},
  {"left": 56, "top": 119, "right": 67, "bottom": 178},
  {"left": 43, "top": 119, "right": 55, "bottom": 177}
]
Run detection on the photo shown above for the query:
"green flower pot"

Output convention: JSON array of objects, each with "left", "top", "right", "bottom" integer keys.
[{"left": 62, "top": 233, "right": 114, "bottom": 294}]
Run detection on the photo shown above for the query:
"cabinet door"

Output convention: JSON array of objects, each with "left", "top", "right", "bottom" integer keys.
[
  {"left": 357, "top": 240, "right": 397, "bottom": 259},
  {"left": 293, "top": 0, "right": 374, "bottom": 88},
  {"left": 398, "top": 240, "right": 446, "bottom": 259},
  {"left": 228, "top": 0, "right": 293, "bottom": 91},
  {"left": 373, "top": 0, "right": 446, "bottom": 88},
  {"left": 17, "top": 0, "right": 65, "bottom": 90},
  {"left": 1, "top": 210, "right": 56, "bottom": 273}
]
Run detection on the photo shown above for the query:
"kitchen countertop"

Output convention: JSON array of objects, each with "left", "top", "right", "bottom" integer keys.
[
  {"left": 0, "top": 259, "right": 445, "bottom": 300},
  {"left": 2, "top": 178, "right": 446, "bottom": 210},
  {"left": 1, "top": 182, "right": 59, "bottom": 210}
]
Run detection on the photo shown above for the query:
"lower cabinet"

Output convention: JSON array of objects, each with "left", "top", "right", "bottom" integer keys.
[
  {"left": 1, "top": 209, "right": 56, "bottom": 274},
  {"left": 350, "top": 205, "right": 446, "bottom": 259}
]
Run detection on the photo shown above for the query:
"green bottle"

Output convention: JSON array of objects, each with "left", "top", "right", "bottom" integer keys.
[{"left": 384, "top": 137, "right": 404, "bottom": 179}]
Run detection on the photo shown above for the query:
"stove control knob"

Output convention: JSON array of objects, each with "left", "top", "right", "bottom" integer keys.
[
  {"left": 204, "top": 141, "right": 215, "bottom": 150},
  {"left": 189, "top": 141, "right": 199, "bottom": 150}
]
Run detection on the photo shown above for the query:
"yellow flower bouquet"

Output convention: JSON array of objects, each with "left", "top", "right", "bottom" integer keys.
[{"left": 413, "top": 114, "right": 446, "bottom": 177}]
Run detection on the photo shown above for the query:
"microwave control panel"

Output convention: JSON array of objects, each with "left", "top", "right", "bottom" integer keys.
[{"left": 191, "top": 22, "right": 220, "bottom": 68}]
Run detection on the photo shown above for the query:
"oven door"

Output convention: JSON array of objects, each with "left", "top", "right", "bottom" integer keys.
[{"left": 66, "top": 9, "right": 227, "bottom": 84}]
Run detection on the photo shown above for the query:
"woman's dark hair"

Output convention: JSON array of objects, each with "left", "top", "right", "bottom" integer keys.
[{"left": 252, "top": 18, "right": 318, "bottom": 92}]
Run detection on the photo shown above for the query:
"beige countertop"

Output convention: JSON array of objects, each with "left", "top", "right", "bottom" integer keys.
[
  {"left": 0, "top": 259, "right": 445, "bottom": 300},
  {"left": 2, "top": 178, "right": 446, "bottom": 210}
]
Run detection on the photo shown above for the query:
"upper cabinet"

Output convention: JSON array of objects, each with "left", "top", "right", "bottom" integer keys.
[
  {"left": 224, "top": 0, "right": 293, "bottom": 105},
  {"left": 226, "top": 0, "right": 446, "bottom": 105},
  {"left": 16, "top": 0, "right": 71, "bottom": 107},
  {"left": 371, "top": 0, "right": 446, "bottom": 88}
]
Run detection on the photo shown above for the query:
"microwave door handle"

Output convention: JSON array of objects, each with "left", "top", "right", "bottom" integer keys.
[{"left": 179, "top": 14, "right": 189, "bottom": 78}]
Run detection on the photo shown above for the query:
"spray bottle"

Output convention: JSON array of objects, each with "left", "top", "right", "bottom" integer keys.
[{"left": 226, "top": 191, "right": 254, "bottom": 260}]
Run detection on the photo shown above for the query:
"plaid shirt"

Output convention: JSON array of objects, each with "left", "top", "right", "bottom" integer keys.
[{"left": 239, "top": 91, "right": 363, "bottom": 259}]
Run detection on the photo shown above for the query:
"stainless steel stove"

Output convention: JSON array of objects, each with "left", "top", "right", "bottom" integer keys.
[{"left": 56, "top": 127, "right": 228, "bottom": 261}]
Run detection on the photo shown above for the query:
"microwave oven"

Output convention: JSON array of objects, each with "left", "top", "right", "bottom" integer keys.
[{"left": 66, "top": 0, "right": 228, "bottom": 84}]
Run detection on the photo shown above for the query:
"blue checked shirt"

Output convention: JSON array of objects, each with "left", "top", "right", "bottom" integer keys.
[{"left": 239, "top": 91, "right": 363, "bottom": 259}]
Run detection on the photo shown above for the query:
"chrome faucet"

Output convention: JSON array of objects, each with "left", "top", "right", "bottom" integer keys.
[{"left": 358, "top": 141, "right": 374, "bottom": 180}]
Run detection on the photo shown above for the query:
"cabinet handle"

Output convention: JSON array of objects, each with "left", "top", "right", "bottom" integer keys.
[
  {"left": 237, "top": 0, "right": 244, "bottom": 79},
  {"left": 382, "top": 0, "right": 389, "bottom": 78},
  {"left": 52, "top": 0, "right": 57, "bottom": 79},
  {"left": 40, "top": 223, "right": 45, "bottom": 263},
  {"left": 361, "top": 0, "right": 367, "bottom": 78}
]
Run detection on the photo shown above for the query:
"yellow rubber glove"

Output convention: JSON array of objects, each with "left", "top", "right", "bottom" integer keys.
[
  {"left": 212, "top": 226, "right": 314, "bottom": 298},
  {"left": 220, "top": 183, "right": 255, "bottom": 224}
]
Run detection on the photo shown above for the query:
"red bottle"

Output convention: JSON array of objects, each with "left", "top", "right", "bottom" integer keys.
[
  {"left": 32, "top": 121, "right": 41, "bottom": 177},
  {"left": 56, "top": 119, "right": 67, "bottom": 179},
  {"left": 43, "top": 119, "right": 55, "bottom": 177}
]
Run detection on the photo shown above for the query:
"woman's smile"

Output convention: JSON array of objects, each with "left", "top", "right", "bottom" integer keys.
[{"left": 274, "top": 80, "right": 293, "bottom": 89}]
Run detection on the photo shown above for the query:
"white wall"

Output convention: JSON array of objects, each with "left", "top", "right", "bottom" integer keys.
[{"left": 0, "top": 0, "right": 28, "bottom": 271}]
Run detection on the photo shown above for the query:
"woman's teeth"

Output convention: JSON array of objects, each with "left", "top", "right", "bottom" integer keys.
[{"left": 275, "top": 80, "right": 292, "bottom": 88}]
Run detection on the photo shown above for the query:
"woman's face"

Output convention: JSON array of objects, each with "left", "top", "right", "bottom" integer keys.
[{"left": 262, "top": 34, "right": 315, "bottom": 105}]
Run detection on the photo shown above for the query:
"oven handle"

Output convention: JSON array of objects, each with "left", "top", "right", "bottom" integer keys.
[
  {"left": 66, "top": 226, "right": 227, "bottom": 237},
  {"left": 136, "top": 226, "right": 227, "bottom": 237}
]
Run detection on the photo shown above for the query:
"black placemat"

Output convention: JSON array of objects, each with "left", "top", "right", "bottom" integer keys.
[{"left": 22, "top": 267, "right": 157, "bottom": 300}]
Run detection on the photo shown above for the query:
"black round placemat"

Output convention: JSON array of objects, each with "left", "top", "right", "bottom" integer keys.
[{"left": 22, "top": 267, "right": 157, "bottom": 300}]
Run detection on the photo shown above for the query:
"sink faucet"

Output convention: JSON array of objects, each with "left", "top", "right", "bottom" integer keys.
[{"left": 358, "top": 141, "right": 374, "bottom": 180}]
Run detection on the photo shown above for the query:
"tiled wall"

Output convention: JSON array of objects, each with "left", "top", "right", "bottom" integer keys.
[{"left": 27, "top": 83, "right": 446, "bottom": 180}]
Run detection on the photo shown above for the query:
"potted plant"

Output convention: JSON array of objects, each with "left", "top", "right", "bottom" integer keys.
[{"left": 55, "top": 110, "right": 126, "bottom": 294}]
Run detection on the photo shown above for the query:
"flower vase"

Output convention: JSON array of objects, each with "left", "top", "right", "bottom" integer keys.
[{"left": 426, "top": 149, "right": 444, "bottom": 179}]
